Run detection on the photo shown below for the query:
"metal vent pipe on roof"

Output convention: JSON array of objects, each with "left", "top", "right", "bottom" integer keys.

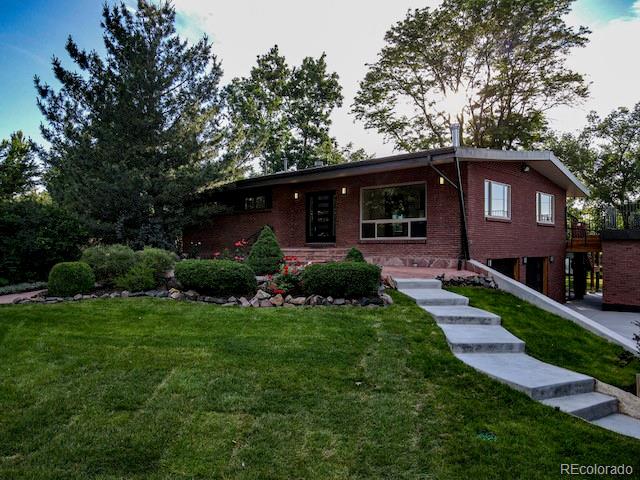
[
  {"left": 450, "top": 123, "right": 461, "bottom": 147},
  {"left": 314, "top": 160, "right": 324, "bottom": 167}
]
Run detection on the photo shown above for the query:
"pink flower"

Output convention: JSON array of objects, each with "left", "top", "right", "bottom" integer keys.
[{"left": 213, "top": 251, "right": 220, "bottom": 257}]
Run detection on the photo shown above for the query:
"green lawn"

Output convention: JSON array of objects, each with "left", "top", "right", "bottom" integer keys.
[
  {"left": 1, "top": 293, "right": 639, "bottom": 479},
  {"left": 448, "top": 286, "right": 640, "bottom": 392}
]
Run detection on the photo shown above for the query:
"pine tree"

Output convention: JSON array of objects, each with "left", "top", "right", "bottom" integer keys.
[
  {"left": 0, "top": 131, "right": 38, "bottom": 201},
  {"left": 35, "top": 1, "right": 225, "bottom": 249},
  {"left": 246, "top": 226, "right": 284, "bottom": 275}
]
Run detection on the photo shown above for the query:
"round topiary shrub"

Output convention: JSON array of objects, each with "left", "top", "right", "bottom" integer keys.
[
  {"left": 246, "top": 226, "right": 284, "bottom": 275},
  {"left": 135, "top": 247, "right": 177, "bottom": 281},
  {"left": 115, "top": 263, "right": 157, "bottom": 292},
  {"left": 81, "top": 244, "right": 136, "bottom": 285},
  {"left": 301, "top": 262, "right": 381, "bottom": 298},
  {"left": 344, "top": 247, "right": 366, "bottom": 263},
  {"left": 48, "top": 262, "right": 95, "bottom": 297},
  {"left": 174, "top": 259, "right": 257, "bottom": 297}
]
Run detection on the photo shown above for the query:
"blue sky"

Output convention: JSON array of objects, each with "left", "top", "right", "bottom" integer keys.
[{"left": 1, "top": 0, "right": 639, "bottom": 155}]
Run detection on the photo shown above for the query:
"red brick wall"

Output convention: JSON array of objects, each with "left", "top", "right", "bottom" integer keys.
[
  {"left": 184, "top": 160, "right": 568, "bottom": 301},
  {"left": 464, "top": 162, "right": 567, "bottom": 302},
  {"left": 602, "top": 240, "right": 640, "bottom": 309}
]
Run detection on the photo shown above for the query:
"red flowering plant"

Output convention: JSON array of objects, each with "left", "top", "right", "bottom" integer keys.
[
  {"left": 212, "top": 238, "right": 249, "bottom": 262},
  {"left": 269, "top": 256, "right": 305, "bottom": 295}
]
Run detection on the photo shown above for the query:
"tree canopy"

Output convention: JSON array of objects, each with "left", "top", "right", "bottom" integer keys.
[
  {"left": 0, "top": 131, "right": 38, "bottom": 201},
  {"left": 223, "top": 45, "right": 349, "bottom": 174},
  {"left": 352, "top": 0, "right": 590, "bottom": 151},
  {"left": 35, "top": 0, "right": 226, "bottom": 249}
]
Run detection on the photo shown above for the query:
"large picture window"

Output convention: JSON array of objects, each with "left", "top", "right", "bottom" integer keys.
[
  {"left": 484, "top": 180, "right": 511, "bottom": 219},
  {"left": 536, "top": 192, "right": 555, "bottom": 224},
  {"left": 361, "top": 183, "right": 426, "bottom": 239}
]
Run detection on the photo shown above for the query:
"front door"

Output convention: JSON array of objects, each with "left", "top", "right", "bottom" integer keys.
[{"left": 306, "top": 190, "right": 336, "bottom": 243}]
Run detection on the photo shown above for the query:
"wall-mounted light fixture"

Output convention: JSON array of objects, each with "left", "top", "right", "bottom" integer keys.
[
  {"left": 341, "top": 187, "right": 347, "bottom": 195},
  {"left": 549, "top": 256, "right": 554, "bottom": 263},
  {"left": 521, "top": 164, "right": 531, "bottom": 173},
  {"left": 439, "top": 176, "right": 445, "bottom": 185},
  {"left": 294, "top": 192, "right": 299, "bottom": 200},
  {"left": 522, "top": 257, "right": 528, "bottom": 265},
  {"left": 487, "top": 259, "right": 493, "bottom": 267}
]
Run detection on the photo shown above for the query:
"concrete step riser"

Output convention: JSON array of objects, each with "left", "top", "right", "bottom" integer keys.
[
  {"left": 416, "top": 298, "right": 469, "bottom": 306},
  {"left": 395, "top": 280, "right": 442, "bottom": 289},
  {"left": 449, "top": 342, "right": 525, "bottom": 354},
  {"left": 572, "top": 399, "right": 619, "bottom": 421},
  {"left": 435, "top": 316, "right": 501, "bottom": 325},
  {"left": 530, "top": 379, "right": 595, "bottom": 401}
]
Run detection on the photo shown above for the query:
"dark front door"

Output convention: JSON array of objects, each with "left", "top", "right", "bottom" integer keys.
[
  {"left": 526, "top": 257, "right": 546, "bottom": 294},
  {"left": 306, "top": 190, "right": 336, "bottom": 243}
]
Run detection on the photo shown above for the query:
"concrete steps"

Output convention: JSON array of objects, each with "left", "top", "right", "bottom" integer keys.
[
  {"left": 282, "top": 248, "right": 348, "bottom": 263},
  {"left": 397, "top": 281, "right": 640, "bottom": 440},
  {"left": 422, "top": 305, "right": 501, "bottom": 325},
  {"left": 542, "top": 392, "right": 618, "bottom": 421},
  {"left": 441, "top": 325, "right": 525, "bottom": 353},
  {"left": 395, "top": 278, "right": 442, "bottom": 290}
]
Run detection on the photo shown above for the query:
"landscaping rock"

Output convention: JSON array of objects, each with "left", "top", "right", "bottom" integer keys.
[
  {"left": 380, "top": 293, "right": 394, "bottom": 305},
  {"left": 129, "top": 292, "right": 145, "bottom": 297},
  {"left": 285, "top": 294, "right": 293, "bottom": 303},
  {"left": 382, "top": 274, "right": 398, "bottom": 290},
  {"left": 73, "top": 294, "right": 83, "bottom": 301},
  {"left": 145, "top": 290, "right": 157, "bottom": 297},
  {"left": 291, "top": 296, "right": 306, "bottom": 306},
  {"left": 184, "top": 290, "right": 199, "bottom": 300},
  {"left": 250, "top": 297, "right": 261, "bottom": 307},
  {"left": 283, "top": 303, "right": 296, "bottom": 308},
  {"left": 359, "top": 297, "right": 370, "bottom": 306},
  {"left": 100, "top": 293, "right": 110, "bottom": 298},
  {"left": 259, "top": 299, "right": 273, "bottom": 308},
  {"left": 110, "top": 292, "right": 120, "bottom": 298},
  {"left": 369, "top": 297, "right": 384, "bottom": 306},
  {"left": 333, "top": 298, "right": 345, "bottom": 306},
  {"left": 228, "top": 296, "right": 237, "bottom": 304},
  {"left": 255, "top": 289, "right": 271, "bottom": 300},
  {"left": 222, "top": 302, "right": 236, "bottom": 307},
  {"left": 169, "top": 291, "right": 184, "bottom": 301},
  {"left": 212, "top": 297, "right": 228, "bottom": 304},
  {"left": 326, "top": 296, "right": 334, "bottom": 304},
  {"left": 156, "top": 290, "right": 168, "bottom": 298},
  {"left": 270, "top": 294, "right": 284, "bottom": 306},
  {"left": 239, "top": 297, "right": 251, "bottom": 307},
  {"left": 121, "top": 291, "right": 130, "bottom": 298}
]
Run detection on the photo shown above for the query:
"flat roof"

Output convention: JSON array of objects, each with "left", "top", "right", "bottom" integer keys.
[{"left": 218, "top": 146, "right": 589, "bottom": 197}]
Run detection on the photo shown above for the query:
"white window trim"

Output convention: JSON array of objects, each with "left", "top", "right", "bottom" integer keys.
[
  {"left": 484, "top": 179, "right": 512, "bottom": 220},
  {"left": 359, "top": 181, "right": 427, "bottom": 240},
  {"left": 536, "top": 191, "right": 555, "bottom": 224}
]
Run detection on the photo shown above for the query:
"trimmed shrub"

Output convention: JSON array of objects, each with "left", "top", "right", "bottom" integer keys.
[
  {"left": 135, "top": 247, "right": 177, "bottom": 280},
  {"left": 175, "top": 259, "right": 257, "bottom": 296},
  {"left": 344, "top": 247, "right": 366, "bottom": 263},
  {"left": 0, "top": 277, "right": 8, "bottom": 288},
  {"left": 246, "top": 226, "right": 284, "bottom": 275},
  {"left": 48, "top": 262, "right": 95, "bottom": 297},
  {"left": 115, "top": 263, "right": 157, "bottom": 292},
  {"left": 302, "top": 262, "right": 381, "bottom": 298},
  {"left": 81, "top": 244, "right": 136, "bottom": 285}
]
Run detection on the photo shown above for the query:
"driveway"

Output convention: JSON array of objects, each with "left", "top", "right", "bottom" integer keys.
[{"left": 567, "top": 293, "right": 640, "bottom": 345}]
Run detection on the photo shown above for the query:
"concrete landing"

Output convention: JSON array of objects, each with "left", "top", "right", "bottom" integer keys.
[
  {"left": 440, "top": 325, "right": 525, "bottom": 353},
  {"left": 592, "top": 414, "right": 640, "bottom": 440},
  {"left": 422, "top": 305, "right": 501, "bottom": 325},
  {"left": 401, "top": 288, "right": 469, "bottom": 306},
  {"left": 456, "top": 353, "right": 594, "bottom": 400},
  {"left": 541, "top": 392, "right": 618, "bottom": 421}
]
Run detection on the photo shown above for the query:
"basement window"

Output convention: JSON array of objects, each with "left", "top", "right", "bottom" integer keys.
[
  {"left": 360, "top": 182, "right": 426, "bottom": 239},
  {"left": 536, "top": 192, "right": 555, "bottom": 224},
  {"left": 484, "top": 180, "right": 511, "bottom": 220}
]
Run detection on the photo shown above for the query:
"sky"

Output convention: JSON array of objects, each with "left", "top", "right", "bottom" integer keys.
[{"left": 1, "top": 0, "right": 639, "bottom": 158}]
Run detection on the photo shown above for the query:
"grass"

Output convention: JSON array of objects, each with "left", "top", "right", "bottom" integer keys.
[
  {"left": 448, "top": 286, "right": 640, "bottom": 392},
  {"left": 0, "top": 293, "right": 639, "bottom": 479}
]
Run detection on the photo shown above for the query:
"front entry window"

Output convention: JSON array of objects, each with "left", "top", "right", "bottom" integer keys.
[{"left": 361, "top": 183, "right": 426, "bottom": 239}]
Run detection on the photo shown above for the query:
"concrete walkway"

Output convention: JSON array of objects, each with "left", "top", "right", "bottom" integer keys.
[
  {"left": 0, "top": 290, "right": 46, "bottom": 305},
  {"left": 567, "top": 293, "right": 640, "bottom": 344},
  {"left": 398, "top": 279, "right": 640, "bottom": 440}
]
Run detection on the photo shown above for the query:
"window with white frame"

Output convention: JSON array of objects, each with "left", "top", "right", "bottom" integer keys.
[
  {"left": 361, "top": 183, "right": 426, "bottom": 239},
  {"left": 484, "top": 180, "right": 511, "bottom": 219},
  {"left": 536, "top": 192, "right": 555, "bottom": 224}
]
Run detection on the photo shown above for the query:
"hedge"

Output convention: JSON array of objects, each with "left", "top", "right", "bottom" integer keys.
[
  {"left": 344, "top": 247, "right": 366, "bottom": 262},
  {"left": 246, "top": 226, "right": 284, "bottom": 275},
  {"left": 81, "top": 244, "right": 136, "bottom": 285},
  {"left": 115, "top": 263, "right": 157, "bottom": 292},
  {"left": 301, "top": 262, "right": 381, "bottom": 298},
  {"left": 135, "top": 247, "right": 177, "bottom": 280},
  {"left": 48, "top": 262, "right": 95, "bottom": 297},
  {"left": 174, "top": 260, "right": 257, "bottom": 297}
]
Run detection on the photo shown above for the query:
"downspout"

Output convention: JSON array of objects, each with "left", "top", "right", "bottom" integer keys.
[{"left": 450, "top": 124, "right": 470, "bottom": 268}]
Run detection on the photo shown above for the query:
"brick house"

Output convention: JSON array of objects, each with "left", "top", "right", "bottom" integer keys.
[{"left": 184, "top": 146, "right": 588, "bottom": 302}]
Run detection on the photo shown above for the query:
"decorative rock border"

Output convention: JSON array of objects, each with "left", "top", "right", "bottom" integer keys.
[
  {"left": 12, "top": 288, "right": 393, "bottom": 308},
  {"left": 435, "top": 274, "right": 498, "bottom": 289}
]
